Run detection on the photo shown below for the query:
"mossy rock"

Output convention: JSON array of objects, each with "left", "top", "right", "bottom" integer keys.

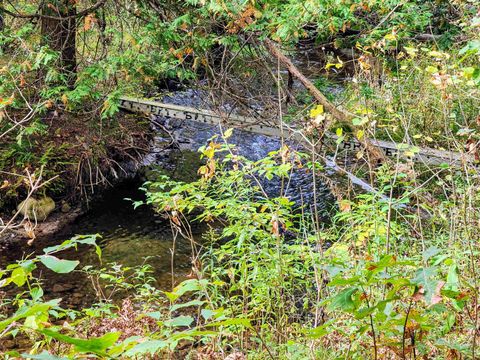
[{"left": 17, "top": 197, "right": 56, "bottom": 222}]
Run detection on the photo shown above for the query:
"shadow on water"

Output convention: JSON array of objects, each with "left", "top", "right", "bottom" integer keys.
[{"left": 1, "top": 176, "right": 200, "bottom": 308}]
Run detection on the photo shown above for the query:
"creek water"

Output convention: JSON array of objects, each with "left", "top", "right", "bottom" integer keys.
[
  {"left": 1, "top": 176, "right": 202, "bottom": 308},
  {"left": 2, "top": 81, "right": 336, "bottom": 309}
]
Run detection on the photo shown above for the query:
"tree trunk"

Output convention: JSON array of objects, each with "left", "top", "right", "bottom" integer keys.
[
  {"left": 0, "top": 0, "right": 5, "bottom": 33},
  {"left": 41, "top": 0, "right": 77, "bottom": 88}
]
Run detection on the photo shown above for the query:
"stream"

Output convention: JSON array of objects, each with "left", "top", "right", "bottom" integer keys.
[
  {"left": 2, "top": 64, "right": 338, "bottom": 309},
  {"left": 1, "top": 176, "right": 203, "bottom": 309}
]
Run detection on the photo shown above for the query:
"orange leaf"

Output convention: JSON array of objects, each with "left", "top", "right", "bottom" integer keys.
[{"left": 84, "top": 14, "right": 95, "bottom": 31}]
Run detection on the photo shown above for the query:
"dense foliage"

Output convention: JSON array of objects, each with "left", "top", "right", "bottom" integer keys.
[
  {"left": 2, "top": 137, "right": 480, "bottom": 358},
  {"left": 1, "top": 0, "right": 480, "bottom": 359}
]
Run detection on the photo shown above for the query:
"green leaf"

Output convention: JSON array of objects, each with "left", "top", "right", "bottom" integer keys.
[
  {"left": 354, "top": 306, "right": 376, "bottom": 319},
  {"left": 327, "top": 287, "right": 358, "bottom": 312},
  {"left": 446, "top": 264, "right": 459, "bottom": 290},
  {"left": 305, "top": 321, "right": 334, "bottom": 339},
  {"left": 38, "top": 255, "right": 79, "bottom": 274},
  {"left": 21, "top": 351, "right": 69, "bottom": 359},
  {"left": 20, "top": 260, "right": 36, "bottom": 273},
  {"left": 423, "top": 247, "right": 441, "bottom": 262},
  {"left": 108, "top": 336, "right": 142, "bottom": 357},
  {"left": 123, "top": 340, "right": 168, "bottom": 356},
  {"left": 170, "top": 300, "right": 205, "bottom": 312},
  {"left": 328, "top": 276, "right": 361, "bottom": 286},
  {"left": 435, "top": 338, "right": 470, "bottom": 354},
  {"left": 43, "top": 235, "right": 101, "bottom": 260},
  {"left": 146, "top": 311, "right": 162, "bottom": 320},
  {"left": 165, "top": 279, "right": 208, "bottom": 302},
  {"left": 459, "top": 40, "right": 480, "bottom": 56},
  {"left": 11, "top": 267, "right": 27, "bottom": 287},
  {"left": 201, "top": 308, "right": 219, "bottom": 321},
  {"left": 0, "top": 300, "right": 60, "bottom": 332},
  {"left": 31, "top": 287, "right": 44, "bottom": 302},
  {"left": 352, "top": 117, "right": 368, "bottom": 126},
  {"left": 164, "top": 315, "right": 194, "bottom": 327},
  {"left": 39, "top": 329, "right": 120, "bottom": 355},
  {"left": 204, "top": 318, "right": 252, "bottom": 328}
]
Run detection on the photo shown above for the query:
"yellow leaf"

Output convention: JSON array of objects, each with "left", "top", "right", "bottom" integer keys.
[
  {"left": 0, "top": 94, "right": 14, "bottom": 107},
  {"left": 384, "top": 32, "right": 397, "bottom": 41},
  {"left": 101, "top": 100, "right": 109, "bottom": 113},
  {"left": 356, "top": 130, "right": 364, "bottom": 140},
  {"left": 61, "top": 94, "right": 68, "bottom": 106},
  {"left": 198, "top": 165, "right": 208, "bottom": 175},
  {"left": 428, "top": 50, "right": 446, "bottom": 59},
  {"left": 404, "top": 46, "right": 418, "bottom": 58},
  {"left": 339, "top": 200, "right": 351, "bottom": 212},
  {"left": 336, "top": 128, "right": 343, "bottom": 137},
  {"left": 310, "top": 104, "right": 324, "bottom": 118},
  {"left": 223, "top": 128, "right": 233, "bottom": 139}
]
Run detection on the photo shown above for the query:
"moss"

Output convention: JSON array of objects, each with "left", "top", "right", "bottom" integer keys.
[{"left": 17, "top": 196, "right": 55, "bottom": 222}]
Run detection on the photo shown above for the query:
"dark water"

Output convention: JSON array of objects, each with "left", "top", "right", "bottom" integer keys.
[{"left": 1, "top": 177, "right": 200, "bottom": 308}]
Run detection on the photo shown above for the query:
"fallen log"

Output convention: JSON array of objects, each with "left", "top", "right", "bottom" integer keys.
[
  {"left": 118, "top": 96, "right": 474, "bottom": 218},
  {"left": 263, "top": 38, "right": 352, "bottom": 124},
  {"left": 262, "top": 38, "right": 385, "bottom": 161}
]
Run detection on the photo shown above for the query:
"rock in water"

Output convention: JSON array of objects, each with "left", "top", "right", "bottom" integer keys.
[{"left": 17, "top": 197, "right": 55, "bottom": 222}]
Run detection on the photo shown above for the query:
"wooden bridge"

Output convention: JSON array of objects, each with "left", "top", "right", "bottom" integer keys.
[{"left": 119, "top": 96, "right": 476, "bottom": 169}]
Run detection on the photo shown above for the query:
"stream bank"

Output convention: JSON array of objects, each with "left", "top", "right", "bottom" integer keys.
[{"left": 1, "top": 175, "right": 202, "bottom": 309}]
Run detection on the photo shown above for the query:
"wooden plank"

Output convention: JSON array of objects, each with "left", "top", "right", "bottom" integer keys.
[
  {"left": 332, "top": 135, "right": 472, "bottom": 167},
  {"left": 119, "top": 97, "right": 475, "bottom": 167},
  {"left": 119, "top": 96, "right": 295, "bottom": 139}
]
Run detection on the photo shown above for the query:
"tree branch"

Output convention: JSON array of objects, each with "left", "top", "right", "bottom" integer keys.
[
  {"left": 263, "top": 38, "right": 384, "bottom": 161},
  {"left": 263, "top": 38, "right": 353, "bottom": 124}
]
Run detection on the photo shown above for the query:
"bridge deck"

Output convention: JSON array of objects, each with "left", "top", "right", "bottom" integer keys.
[{"left": 119, "top": 96, "right": 475, "bottom": 168}]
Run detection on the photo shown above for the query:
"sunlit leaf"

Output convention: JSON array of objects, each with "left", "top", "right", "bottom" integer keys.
[
  {"left": 38, "top": 255, "right": 79, "bottom": 274},
  {"left": 39, "top": 329, "right": 120, "bottom": 355},
  {"left": 164, "top": 315, "right": 194, "bottom": 327}
]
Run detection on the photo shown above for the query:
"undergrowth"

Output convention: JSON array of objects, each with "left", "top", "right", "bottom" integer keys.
[{"left": 1, "top": 132, "right": 480, "bottom": 359}]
